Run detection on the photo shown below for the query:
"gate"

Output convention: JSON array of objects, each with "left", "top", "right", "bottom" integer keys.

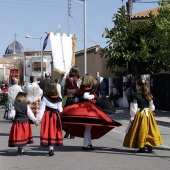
[{"left": 150, "top": 74, "right": 170, "bottom": 111}]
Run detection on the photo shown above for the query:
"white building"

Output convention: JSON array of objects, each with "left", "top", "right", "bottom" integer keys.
[{"left": 24, "top": 51, "right": 52, "bottom": 82}]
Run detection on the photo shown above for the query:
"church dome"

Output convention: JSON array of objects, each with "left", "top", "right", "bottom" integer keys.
[{"left": 4, "top": 40, "right": 24, "bottom": 56}]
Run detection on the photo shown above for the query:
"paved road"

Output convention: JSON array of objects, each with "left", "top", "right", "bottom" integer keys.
[{"left": 0, "top": 108, "right": 170, "bottom": 170}]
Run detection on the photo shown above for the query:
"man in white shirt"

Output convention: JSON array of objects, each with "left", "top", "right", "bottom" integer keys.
[{"left": 8, "top": 78, "right": 23, "bottom": 106}]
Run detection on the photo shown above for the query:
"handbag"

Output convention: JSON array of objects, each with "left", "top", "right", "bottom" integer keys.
[{"left": 8, "top": 105, "right": 15, "bottom": 119}]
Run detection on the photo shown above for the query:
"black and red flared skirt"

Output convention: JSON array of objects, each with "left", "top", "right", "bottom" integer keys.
[
  {"left": 60, "top": 102, "right": 122, "bottom": 139},
  {"left": 40, "top": 111, "right": 63, "bottom": 147},
  {"left": 8, "top": 122, "right": 33, "bottom": 147}
]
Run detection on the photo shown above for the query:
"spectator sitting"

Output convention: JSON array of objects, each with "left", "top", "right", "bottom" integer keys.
[
  {"left": 109, "top": 84, "right": 120, "bottom": 107},
  {"left": 99, "top": 78, "right": 108, "bottom": 97}
]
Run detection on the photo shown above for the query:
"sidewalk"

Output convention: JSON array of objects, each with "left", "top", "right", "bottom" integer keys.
[{"left": 115, "top": 107, "right": 170, "bottom": 126}]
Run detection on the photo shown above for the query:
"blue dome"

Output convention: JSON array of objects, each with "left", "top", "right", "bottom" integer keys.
[{"left": 5, "top": 40, "right": 24, "bottom": 55}]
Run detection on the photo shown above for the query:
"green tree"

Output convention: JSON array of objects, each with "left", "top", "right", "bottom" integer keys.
[{"left": 101, "top": 0, "right": 170, "bottom": 77}]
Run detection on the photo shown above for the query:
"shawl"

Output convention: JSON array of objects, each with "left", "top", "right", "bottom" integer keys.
[{"left": 26, "top": 82, "right": 43, "bottom": 102}]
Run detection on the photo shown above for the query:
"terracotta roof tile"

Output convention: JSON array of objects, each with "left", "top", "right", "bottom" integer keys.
[
  {"left": 131, "top": 5, "right": 170, "bottom": 19},
  {"left": 76, "top": 45, "right": 101, "bottom": 55},
  {"left": 0, "top": 58, "right": 14, "bottom": 64},
  {"left": 131, "top": 7, "right": 158, "bottom": 19}
]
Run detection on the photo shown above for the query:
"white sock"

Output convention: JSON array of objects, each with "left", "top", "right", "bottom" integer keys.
[
  {"left": 49, "top": 146, "right": 54, "bottom": 151},
  {"left": 22, "top": 146, "right": 26, "bottom": 152}
]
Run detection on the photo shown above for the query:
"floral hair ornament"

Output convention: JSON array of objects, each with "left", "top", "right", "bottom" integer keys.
[{"left": 142, "top": 79, "right": 148, "bottom": 84}]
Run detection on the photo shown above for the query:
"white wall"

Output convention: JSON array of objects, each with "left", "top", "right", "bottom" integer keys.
[{"left": 25, "top": 54, "right": 52, "bottom": 83}]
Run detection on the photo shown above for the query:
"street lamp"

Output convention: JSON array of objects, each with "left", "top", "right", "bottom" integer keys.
[{"left": 25, "top": 35, "right": 43, "bottom": 79}]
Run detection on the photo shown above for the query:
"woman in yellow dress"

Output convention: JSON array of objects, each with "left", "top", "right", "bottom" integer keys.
[{"left": 123, "top": 79, "right": 163, "bottom": 153}]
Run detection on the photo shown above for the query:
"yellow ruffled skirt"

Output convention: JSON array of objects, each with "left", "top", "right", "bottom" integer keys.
[{"left": 123, "top": 109, "right": 163, "bottom": 148}]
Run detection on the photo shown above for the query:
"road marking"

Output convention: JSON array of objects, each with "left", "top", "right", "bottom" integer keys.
[
  {"left": 111, "top": 129, "right": 121, "bottom": 133},
  {"left": 159, "top": 125, "right": 170, "bottom": 129},
  {"left": 161, "top": 145, "right": 170, "bottom": 148}
]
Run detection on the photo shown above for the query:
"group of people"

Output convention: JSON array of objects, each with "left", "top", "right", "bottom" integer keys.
[{"left": 6, "top": 66, "right": 163, "bottom": 157}]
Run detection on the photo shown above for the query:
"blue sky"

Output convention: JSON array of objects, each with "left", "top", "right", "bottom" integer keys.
[{"left": 0, "top": 0, "right": 159, "bottom": 57}]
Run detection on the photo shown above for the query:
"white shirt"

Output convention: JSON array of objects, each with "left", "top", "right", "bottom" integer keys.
[
  {"left": 8, "top": 105, "right": 37, "bottom": 122},
  {"left": 37, "top": 97, "right": 63, "bottom": 121},
  {"left": 125, "top": 100, "right": 155, "bottom": 133},
  {"left": 75, "top": 91, "right": 94, "bottom": 103},
  {"left": 130, "top": 100, "right": 155, "bottom": 121},
  {"left": 8, "top": 84, "right": 23, "bottom": 106}
]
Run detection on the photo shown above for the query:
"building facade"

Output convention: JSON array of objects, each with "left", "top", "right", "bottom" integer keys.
[{"left": 24, "top": 51, "right": 52, "bottom": 82}]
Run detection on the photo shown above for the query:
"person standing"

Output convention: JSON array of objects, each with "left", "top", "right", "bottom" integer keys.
[
  {"left": 8, "top": 92, "right": 38, "bottom": 155},
  {"left": 61, "top": 66, "right": 81, "bottom": 139},
  {"left": 26, "top": 75, "right": 43, "bottom": 118},
  {"left": 55, "top": 78, "right": 62, "bottom": 98},
  {"left": 123, "top": 79, "right": 163, "bottom": 153},
  {"left": 8, "top": 78, "right": 23, "bottom": 107},
  {"left": 39, "top": 72, "right": 51, "bottom": 96},
  {"left": 2, "top": 83, "right": 9, "bottom": 120},
  {"left": 21, "top": 81, "right": 27, "bottom": 93},
  {"left": 37, "top": 82, "right": 63, "bottom": 156}
]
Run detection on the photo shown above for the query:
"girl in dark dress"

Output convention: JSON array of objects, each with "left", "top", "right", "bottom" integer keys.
[
  {"left": 61, "top": 66, "right": 81, "bottom": 139},
  {"left": 8, "top": 92, "right": 38, "bottom": 155},
  {"left": 60, "top": 74, "right": 122, "bottom": 150}
]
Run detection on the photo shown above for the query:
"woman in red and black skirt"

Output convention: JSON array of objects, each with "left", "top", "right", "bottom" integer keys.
[
  {"left": 37, "top": 81, "right": 63, "bottom": 156},
  {"left": 60, "top": 74, "right": 122, "bottom": 150},
  {"left": 8, "top": 92, "right": 38, "bottom": 155}
]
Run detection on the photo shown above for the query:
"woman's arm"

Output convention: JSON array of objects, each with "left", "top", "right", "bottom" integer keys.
[
  {"left": 37, "top": 98, "right": 46, "bottom": 121},
  {"left": 83, "top": 92, "right": 94, "bottom": 100},
  {"left": 149, "top": 100, "right": 155, "bottom": 111},
  {"left": 129, "top": 102, "right": 138, "bottom": 121},
  {"left": 57, "top": 101, "right": 63, "bottom": 112},
  {"left": 27, "top": 105, "right": 37, "bottom": 122}
]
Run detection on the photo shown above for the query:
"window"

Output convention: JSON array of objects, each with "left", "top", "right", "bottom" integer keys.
[{"left": 32, "top": 62, "right": 46, "bottom": 72}]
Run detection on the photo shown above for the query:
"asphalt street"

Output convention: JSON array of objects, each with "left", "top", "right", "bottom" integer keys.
[{"left": 0, "top": 107, "right": 170, "bottom": 170}]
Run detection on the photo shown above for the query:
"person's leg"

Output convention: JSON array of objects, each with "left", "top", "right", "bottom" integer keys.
[
  {"left": 87, "top": 126, "right": 93, "bottom": 149},
  {"left": 82, "top": 125, "right": 93, "bottom": 150},
  {"left": 64, "top": 97, "right": 75, "bottom": 139},
  {"left": 64, "top": 133, "right": 69, "bottom": 138},
  {"left": 112, "top": 98, "right": 119, "bottom": 107},
  {"left": 17, "top": 146, "right": 26, "bottom": 155}
]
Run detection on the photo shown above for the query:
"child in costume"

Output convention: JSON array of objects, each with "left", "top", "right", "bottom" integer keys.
[
  {"left": 60, "top": 74, "right": 122, "bottom": 150},
  {"left": 61, "top": 66, "right": 81, "bottom": 139},
  {"left": 123, "top": 79, "right": 163, "bottom": 153},
  {"left": 37, "top": 81, "right": 63, "bottom": 156},
  {"left": 8, "top": 92, "right": 38, "bottom": 155}
]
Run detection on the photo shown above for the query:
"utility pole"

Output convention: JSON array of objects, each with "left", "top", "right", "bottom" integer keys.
[
  {"left": 126, "top": 0, "right": 133, "bottom": 22},
  {"left": 68, "top": 0, "right": 71, "bottom": 36}
]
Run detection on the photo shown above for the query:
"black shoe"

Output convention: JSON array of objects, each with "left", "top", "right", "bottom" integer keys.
[
  {"left": 137, "top": 148, "right": 145, "bottom": 153},
  {"left": 82, "top": 145, "right": 94, "bottom": 151},
  {"left": 17, "top": 148, "right": 24, "bottom": 156},
  {"left": 70, "top": 135, "right": 75, "bottom": 139},
  {"left": 49, "top": 149, "right": 54, "bottom": 156},
  {"left": 64, "top": 133, "right": 69, "bottom": 138},
  {"left": 146, "top": 145, "right": 153, "bottom": 153}
]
